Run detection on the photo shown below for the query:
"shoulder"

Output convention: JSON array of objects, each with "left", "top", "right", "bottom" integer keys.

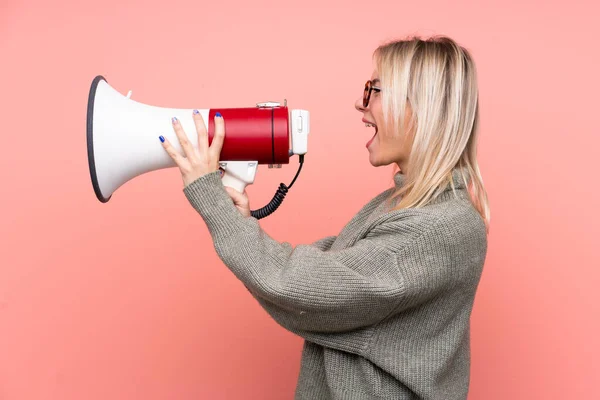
[
  {"left": 366, "top": 189, "right": 487, "bottom": 254},
  {"left": 362, "top": 193, "right": 488, "bottom": 290},
  {"left": 426, "top": 195, "right": 488, "bottom": 265}
]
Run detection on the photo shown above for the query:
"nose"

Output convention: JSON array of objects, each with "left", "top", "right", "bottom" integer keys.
[{"left": 355, "top": 96, "right": 366, "bottom": 112}]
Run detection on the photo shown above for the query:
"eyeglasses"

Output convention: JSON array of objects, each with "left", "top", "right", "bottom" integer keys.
[{"left": 363, "top": 80, "right": 381, "bottom": 108}]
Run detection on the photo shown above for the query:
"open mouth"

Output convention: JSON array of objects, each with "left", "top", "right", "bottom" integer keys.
[{"left": 365, "top": 122, "right": 378, "bottom": 148}]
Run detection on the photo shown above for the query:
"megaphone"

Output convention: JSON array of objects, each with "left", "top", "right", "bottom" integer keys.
[{"left": 87, "top": 75, "right": 310, "bottom": 219}]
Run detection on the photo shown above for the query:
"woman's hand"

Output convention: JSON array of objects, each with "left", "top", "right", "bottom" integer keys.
[
  {"left": 224, "top": 186, "right": 251, "bottom": 218},
  {"left": 159, "top": 110, "right": 224, "bottom": 188},
  {"left": 160, "top": 110, "right": 252, "bottom": 217}
]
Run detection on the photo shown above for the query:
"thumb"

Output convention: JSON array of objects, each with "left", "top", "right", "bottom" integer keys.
[{"left": 224, "top": 186, "right": 248, "bottom": 204}]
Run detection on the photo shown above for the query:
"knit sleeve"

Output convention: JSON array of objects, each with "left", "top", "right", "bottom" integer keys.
[
  {"left": 240, "top": 236, "right": 336, "bottom": 311},
  {"left": 183, "top": 171, "right": 408, "bottom": 333}
]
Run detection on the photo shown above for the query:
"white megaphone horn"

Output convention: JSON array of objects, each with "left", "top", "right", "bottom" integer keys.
[{"left": 87, "top": 75, "right": 310, "bottom": 219}]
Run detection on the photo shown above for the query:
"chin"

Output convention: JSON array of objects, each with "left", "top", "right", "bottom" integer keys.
[
  {"left": 368, "top": 154, "right": 385, "bottom": 167},
  {"left": 368, "top": 152, "right": 391, "bottom": 167}
]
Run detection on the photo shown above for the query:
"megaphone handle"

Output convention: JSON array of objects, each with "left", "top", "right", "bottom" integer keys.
[
  {"left": 219, "top": 161, "right": 258, "bottom": 193},
  {"left": 221, "top": 172, "right": 248, "bottom": 193}
]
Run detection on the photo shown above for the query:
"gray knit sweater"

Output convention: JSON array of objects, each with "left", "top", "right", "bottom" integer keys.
[{"left": 183, "top": 168, "right": 488, "bottom": 400}]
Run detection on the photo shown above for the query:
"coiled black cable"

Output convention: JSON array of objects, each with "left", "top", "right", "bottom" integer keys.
[{"left": 251, "top": 154, "right": 304, "bottom": 220}]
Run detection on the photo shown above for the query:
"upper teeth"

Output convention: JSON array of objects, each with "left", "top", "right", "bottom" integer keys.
[{"left": 365, "top": 123, "right": 375, "bottom": 127}]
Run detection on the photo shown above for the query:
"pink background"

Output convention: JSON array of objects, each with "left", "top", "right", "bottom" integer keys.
[{"left": 1, "top": 0, "right": 598, "bottom": 399}]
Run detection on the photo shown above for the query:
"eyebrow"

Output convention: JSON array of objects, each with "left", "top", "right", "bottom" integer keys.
[{"left": 372, "top": 79, "right": 380, "bottom": 85}]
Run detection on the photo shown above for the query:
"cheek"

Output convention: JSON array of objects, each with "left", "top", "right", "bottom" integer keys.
[
  {"left": 376, "top": 129, "right": 408, "bottom": 159},
  {"left": 373, "top": 106, "right": 384, "bottom": 125}
]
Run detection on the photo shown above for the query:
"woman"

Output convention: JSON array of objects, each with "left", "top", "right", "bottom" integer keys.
[{"left": 159, "top": 35, "right": 489, "bottom": 400}]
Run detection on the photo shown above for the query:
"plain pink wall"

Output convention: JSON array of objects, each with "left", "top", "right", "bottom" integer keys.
[{"left": 1, "top": 0, "right": 598, "bottom": 399}]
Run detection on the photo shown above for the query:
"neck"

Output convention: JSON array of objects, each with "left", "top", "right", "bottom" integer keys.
[{"left": 395, "top": 161, "right": 406, "bottom": 175}]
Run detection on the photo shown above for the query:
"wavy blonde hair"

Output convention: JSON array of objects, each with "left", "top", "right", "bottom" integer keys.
[{"left": 374, "top": 35, "right": 490, "bottom": 232}]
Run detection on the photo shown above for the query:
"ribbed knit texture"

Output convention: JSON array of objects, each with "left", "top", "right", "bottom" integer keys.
[{"left": 183, "top": 168, "right": 488, "bottom": 400}]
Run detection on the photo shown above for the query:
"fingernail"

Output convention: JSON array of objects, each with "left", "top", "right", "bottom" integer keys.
[
  {"left": 159, "top": 135, "right": 165, "bottom": 143},
  {"left": 215, "top": 112, "right": 222, "bottom": 118},
  {"left": 193, "top": 109, "right": 199, "bottom": 114},
  {"left": 172, "top": 117, "right": 178, "bottom": 124}
]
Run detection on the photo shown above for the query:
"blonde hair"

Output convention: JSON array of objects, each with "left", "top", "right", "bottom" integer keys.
[{"left": 374, "top": 35, "right": 490, "bottom": 232}]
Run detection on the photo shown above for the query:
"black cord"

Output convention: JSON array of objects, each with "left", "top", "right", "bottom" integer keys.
[{"left": 250, "top": 154, "right": 305, "bottom": 220}]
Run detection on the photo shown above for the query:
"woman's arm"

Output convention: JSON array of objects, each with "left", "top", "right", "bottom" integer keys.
[
  {"left": 183, "top": 171, "right": 463, "bottom": 335},
  {"left": 240, "top": 237, "right": 336, "bottom": 312}
]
